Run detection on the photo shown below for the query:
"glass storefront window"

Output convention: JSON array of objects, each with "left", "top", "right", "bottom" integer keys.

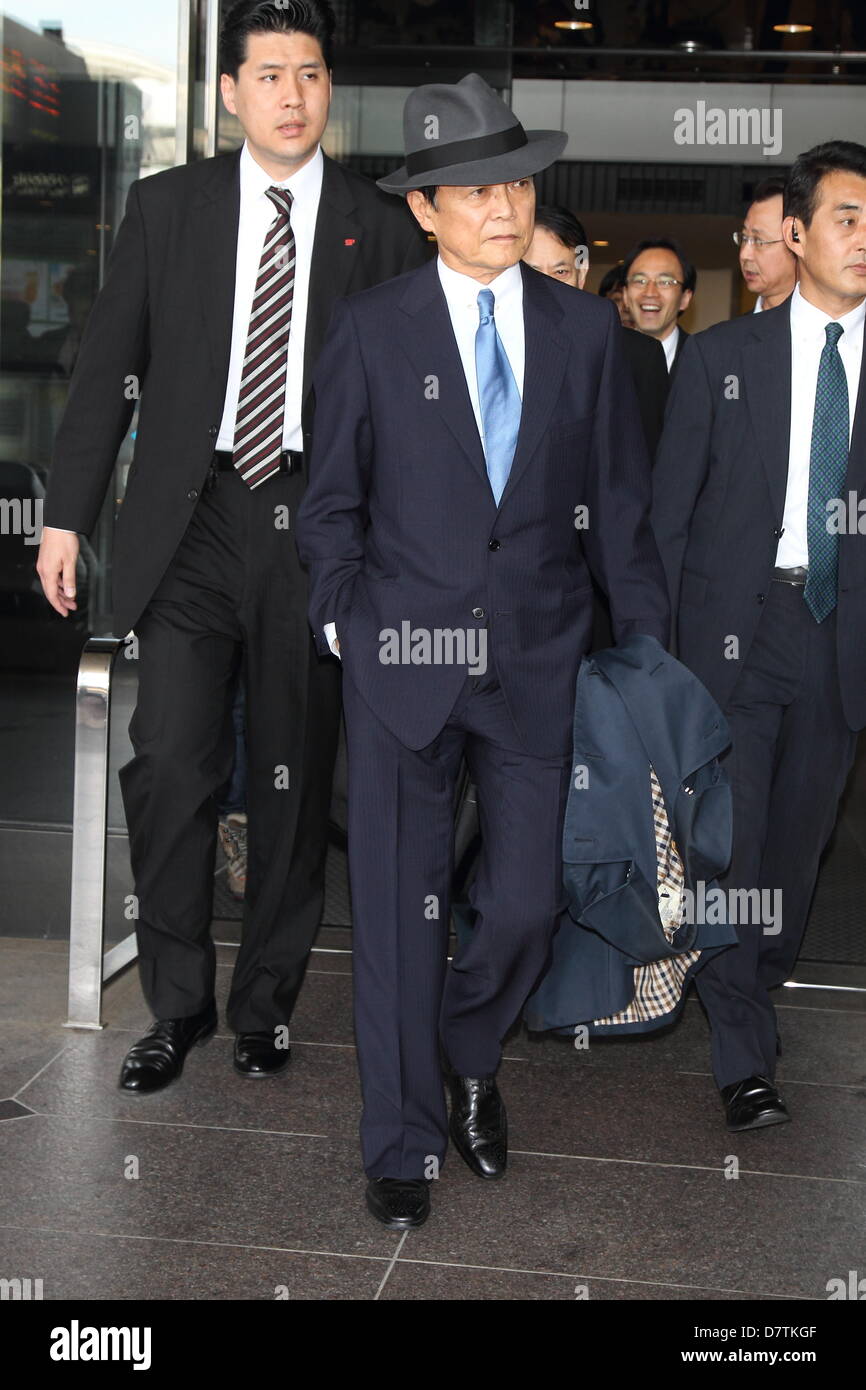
[{"left": 0, "top": 3, "right": 181, "bottom": 934}]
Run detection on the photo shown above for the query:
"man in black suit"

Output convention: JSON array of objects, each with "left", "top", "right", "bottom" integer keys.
[
  {"left": 653, "top": 140, "right": 866, "bottom": 1131},
  {"left": 623, "top": 237, "right": 695, "bottom": 380},
  {"left": 297, "top": 74, "right": 669, "bottom": 1228},
  {"left": 524, "top": 206, "right": 669, "bottom": 456},
  {"left": 37, "top": 0, "right": 428, "bottom": 1093}
]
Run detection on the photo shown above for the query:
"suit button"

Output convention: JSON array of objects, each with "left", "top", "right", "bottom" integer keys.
[
  {"left": 488, "top": 539, "right": 501, "bottom": 551},
  {"left": 757, "top": 593, "right": 765, "bottom": 603},
  {"left": 208, "top": 426, "right": 218, "bottom": 437},
  {"left": 188, "top": 488, "right": 199, "bottom": 501},
  {"left": 772, "top": 527, "right": 781, "bottom": 538},
  {"left": 472, "top": 607, "right": 485, "bottom": 619}
]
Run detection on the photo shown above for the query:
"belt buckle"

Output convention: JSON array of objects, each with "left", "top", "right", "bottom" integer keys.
[{"left": 774, "top": 566, "right": 807, "bottom": 587}]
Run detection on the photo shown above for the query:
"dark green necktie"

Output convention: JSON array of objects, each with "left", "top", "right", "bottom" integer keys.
[{"left": 804, "top": 321, "right": 848, "bottom": 623}]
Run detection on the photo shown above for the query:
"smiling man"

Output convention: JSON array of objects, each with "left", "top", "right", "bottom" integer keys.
[
  {"left": 297, "top": 73, "right": 669, "bottom": 1228},
  {"left": 653, "top": 141, "right": 866, "bottom": 1132},
  {"left": 37, "top": 0, "right": 428, "bottom": 1096},
  {"left": 623, "top": 237, "right": 696, "bottom": 377}
]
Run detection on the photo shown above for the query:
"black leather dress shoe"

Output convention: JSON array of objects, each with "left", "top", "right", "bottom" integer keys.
[
  {"left": 448, "top": 1074, "right": 507, "bottom": 1179},
  {"left": 721, "top": 1075, "right": 790, "bottom": 1132},
  {"left": 119, "top": 1002, "right": 217, "bottom": 1094},
  {"left": 365, "top": 1178, "right": 431, "bottom": 1229},
  {"left": 233, "top": 1031, "right": 290, "bottom": 1077}
]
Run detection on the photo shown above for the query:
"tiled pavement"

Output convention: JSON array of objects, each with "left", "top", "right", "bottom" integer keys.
[{"left": 1, "top": 932, "right": 865, "bottom": 1301}]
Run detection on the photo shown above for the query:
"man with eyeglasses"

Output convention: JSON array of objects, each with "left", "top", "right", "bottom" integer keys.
[
  {"left": 734, "top": 176, "right": 797, "bottom": 312},
  {"left": 622, "top": 237, "right": 696, "bottom": 378}
]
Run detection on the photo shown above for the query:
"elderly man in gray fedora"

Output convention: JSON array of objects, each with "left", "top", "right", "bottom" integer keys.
[{"left": 297, "top": 73, "right": 669, "bottom": 1228}]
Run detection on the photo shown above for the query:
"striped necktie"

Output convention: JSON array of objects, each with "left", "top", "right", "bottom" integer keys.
[
  {"left": 475, "top": 288, "right": 521, "bottom": 505},
  {"left": 804, "top": 321, "right": 849, "bottom": 622},
  {"left": 232, "top": 185, "right": 296, "bottom": 489}
]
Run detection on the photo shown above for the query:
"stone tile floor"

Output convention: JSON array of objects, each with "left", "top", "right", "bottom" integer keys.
[{"left": 1, "top": 932, "right": 864, "bottom": 1301}]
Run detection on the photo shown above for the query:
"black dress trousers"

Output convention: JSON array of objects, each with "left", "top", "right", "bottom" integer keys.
[
  {"left": 118, "top": 462, "right": 341, "bottom": 1031},
  {"left": 695, "top": 579, "right": 857, "bottom": 1088}
]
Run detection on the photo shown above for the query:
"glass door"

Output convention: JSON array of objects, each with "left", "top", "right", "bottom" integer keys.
[{"left": 0, "top": 1, "right": 190, "bottom": 938}]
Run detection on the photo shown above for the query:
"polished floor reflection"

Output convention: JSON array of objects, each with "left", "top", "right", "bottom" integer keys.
[{"left": 0, "top": 926, "right": 864, "bottom": 1300}]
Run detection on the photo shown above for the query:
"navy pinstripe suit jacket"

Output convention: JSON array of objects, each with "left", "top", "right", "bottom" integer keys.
[{"left": 297, "top": 259, "right": 670, "bottom": 756}]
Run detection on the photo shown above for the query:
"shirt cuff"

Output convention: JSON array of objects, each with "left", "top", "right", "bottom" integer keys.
[
  {"left": 42, "top": 526, "right": 78, "bottom": 535},
  {"left": 324, "top": 622, "right": 340, "bottom": 659}
]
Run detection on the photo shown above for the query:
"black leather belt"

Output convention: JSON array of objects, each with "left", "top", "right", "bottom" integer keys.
[
  {"left": 771, "top": 566, "right": 808, "bottom": 586},
  {"left": 212, "top": 449, "right": 303, "bottom": 475}
]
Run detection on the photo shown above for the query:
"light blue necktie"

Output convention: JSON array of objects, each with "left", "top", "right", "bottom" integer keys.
[
  {"left": 475, "top": 288, "right": 521, "bottom": 505},
  {"left": 804, "top": 321, "right": 849, "bottom": 622}
]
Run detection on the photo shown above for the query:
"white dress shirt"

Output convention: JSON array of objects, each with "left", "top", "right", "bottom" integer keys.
[
  {"left": 324, "top": 255, "right": 526, "bottom": 657},
  {"left": 45, "top": 142, "right": 324, "bottom": 542},
  {"left": 775, "top": 283, "right": 865, "bottom": 568},
  {"left": 753, "top": 295, "right": 764, "bottom": 313},
  {"left": 216, "top": 140, "right": 323, "bottom": 454},
  {"left": 436, "top": 256, "right": 525, "bottom": 437},
  {"left": 661, "top": 324, "right": 680, "bottom": 373}
]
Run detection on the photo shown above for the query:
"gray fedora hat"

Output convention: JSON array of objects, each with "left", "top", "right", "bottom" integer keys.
[{"left": 377, "top": 72, "right": 568, "bottom": 195}]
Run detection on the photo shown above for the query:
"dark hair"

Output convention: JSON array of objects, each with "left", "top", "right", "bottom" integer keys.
[
  {"left": 748, "top": 175, "right": 787, "bottom": 208},
  {"left": 784, "top": 140, "right": 866, "bottom": 227},
  {"left": 416, "top": 185, "right": 438, "bottom": 207},
  {"left": 220, "top": 0, "right": 335, "bottom": 79},
  {"left": 534, "top": 204, "right": 587, "bottom": 252},
  {"left": 622, "top": 237, "right": 696, "bottom": 294},
  {"left": 597, "top": 264, "right": 625, "bottom": 298}
]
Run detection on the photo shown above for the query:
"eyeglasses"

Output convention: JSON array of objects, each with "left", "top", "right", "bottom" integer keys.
[
  {"left": 733, "top": 232, "right": 785, "bottom": 249},
  {"left": 625, "top": 274, "right": 682, "bottom": 289}
]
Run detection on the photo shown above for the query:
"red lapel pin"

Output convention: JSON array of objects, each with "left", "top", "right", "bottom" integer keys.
[{"left": 344, "top": 237, "right": 356, "bottom": 246}]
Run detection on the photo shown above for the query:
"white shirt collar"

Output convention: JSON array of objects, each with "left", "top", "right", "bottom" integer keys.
[
  {"left": 240, "top": 139, "right": 324, "bottom": 204},
  {"left": 437, "top": 256, "right": 523, "bottom": 313},
  {"left": 753, "top": 295, "right": 764, "bottom": 313},
  {"left": 789, "top": 280, "right": 866, "bottom": 341},
  {"left": 661, "top": 323, "right": 680, "bottom": 370}
]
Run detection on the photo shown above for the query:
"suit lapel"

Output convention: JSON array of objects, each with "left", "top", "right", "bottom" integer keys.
[
  {"left": 396, "top": 259, "right": 488, "bottom": 485},
  {"left": 304, "top": 156, "right": 364, "bottom": 399},
  {"left": 741, "top": 301, "right": 792, "bottom": 521},
  {"left": 846, "top": 339, "right": 866, "bottom": 492},
  {"left": 191, "top": 150, "right": 365, "bottom": 406},
  {"left": 190, "top": 148, "right": 242, "bottom": 389},
  {"left": 396, "top": 260, "right": 569, "bottom": 500},
  {"left": 498, "top": 263, "right": 568, "bottom": 507},
  {"left": 667, "top": 327, "right": 688, "bottom": 382}
]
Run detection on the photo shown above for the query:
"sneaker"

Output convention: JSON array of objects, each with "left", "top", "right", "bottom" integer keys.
[{"left": 218, "top": 812, "right": 247, "bottom": 900}]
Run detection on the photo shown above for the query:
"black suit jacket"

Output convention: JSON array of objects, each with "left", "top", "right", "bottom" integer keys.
[
  {"left": 621, "top": 327, "right": 669, "bottom": 456},
  {"left": 652, "top": 298, "right": 866, "bottom": 732},
  {"left": 668, "top": 325, "right": 689, "bottom": 381},
  {"left": 45, "top": 148, "right": 430, "bottom": 635},
  {"left": 296, "top": 260, "right": 670, "bottom": 757}
]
